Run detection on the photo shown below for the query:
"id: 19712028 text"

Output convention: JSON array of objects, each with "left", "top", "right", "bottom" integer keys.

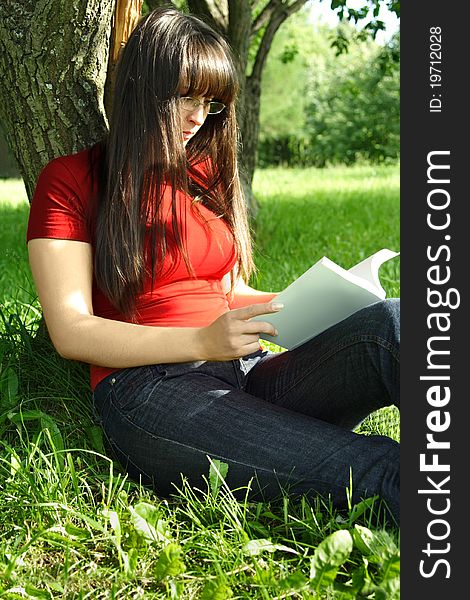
[{"left": 429, "top": 26, "right": 442, "bottom": 113}]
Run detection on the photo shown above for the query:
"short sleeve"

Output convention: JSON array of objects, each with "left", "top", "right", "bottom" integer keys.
[{"left": 26, "top": 156, "right": 91, "bottom": 243}]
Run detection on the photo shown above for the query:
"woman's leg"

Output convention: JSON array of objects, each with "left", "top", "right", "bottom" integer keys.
[
  {"left": 245, "top": 299, "right": 400, "bottom": 429},
  {"left": 93, "top": 340, "right": 399, "bottom": 524}
]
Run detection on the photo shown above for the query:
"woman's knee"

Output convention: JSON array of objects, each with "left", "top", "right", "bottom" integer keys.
[{"left": 360, "top": 298, "right": 400, "bottom": 345}]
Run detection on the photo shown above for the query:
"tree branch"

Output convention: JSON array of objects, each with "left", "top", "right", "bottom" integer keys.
[
  {"left": 187, "top": 0, "right": 227, "bottom": 34},
  {"left": 249, "top": 0, "right": 308, "bottom": 83},
  {"left": 251, "top": 0, "right": 279, "bottom": 39},
  {"left": 110, "top": 0, "right": 143, "bottom": 64},
  {"left": 105, "top": 0, "right": 143, "bottom": 118},
  {"left": 146, "top": 0, "right": 177, "bottom": 9}
]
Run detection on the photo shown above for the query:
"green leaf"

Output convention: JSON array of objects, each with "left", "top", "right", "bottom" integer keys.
[
  {"left": 108, "top": 510, "right": 122, "bottom": 547},
  {"left": 154, "top": 543, "right": 186, "bottom": 581},
  {"left": 127, "top": 547, "right": 140, "bottom": 576},
  {"left": 309, "top": 529, "right": 353, "bottom": 590},
  {"left": 64, "top": 523, "right": 90, "bottom": 540},
  {"left": 129, "top": 503, "right": 171, "bottom": 544},
  {"left": 209, "top": 459, "right": 229, "bottom": 496},
  {"left": 353, "top": 524, "right": 375, "bottom": 556},
  {"left": 10, "top": 452, "right": 21, "bottom": 476},
  {"left": 200, "top": 580, "right": 233, "bottom": 600},
  {"left": 353, "top": 525, "right": 398, "bottom": 562},
  {"left": 133, "top": 501, "right": 159, "bottom": 525},
  {"left": 243, "top": 538, "right": 298, "bottom": 556}
]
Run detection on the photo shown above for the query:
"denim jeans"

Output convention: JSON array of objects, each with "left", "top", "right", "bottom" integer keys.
[{"left": 93, "top": 299, "right": 400, "bottom": 523}]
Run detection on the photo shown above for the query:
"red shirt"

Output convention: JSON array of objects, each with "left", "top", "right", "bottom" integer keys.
[{"left": 27, "top": 146, "right": 237, "bottom": 389}]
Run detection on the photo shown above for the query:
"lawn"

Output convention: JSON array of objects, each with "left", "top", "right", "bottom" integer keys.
[{"left": 0, "top": 164, "right": 400, "bottom": 599}]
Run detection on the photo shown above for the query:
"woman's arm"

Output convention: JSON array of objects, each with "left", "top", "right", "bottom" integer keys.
[
  {"left": 28, "top": 239, "right": 281, "bottom": 366},
  {"left": 225, "top": 273, "right": 279, "bottom": 310}
]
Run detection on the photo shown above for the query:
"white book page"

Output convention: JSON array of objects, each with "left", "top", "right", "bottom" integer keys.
[
  {"left": 348, "top": 249, "right": 400, "bottom": 295},
  {"left": 252, "top": 249, "right": 399, "bottom": 350}
]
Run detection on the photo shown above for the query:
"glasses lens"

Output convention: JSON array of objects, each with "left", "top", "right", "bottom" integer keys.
[
  {"left": 180, "top": 97, "right": 199, "bottom": 111},
  {"left": 208, "top": 101, "right": 225, "bottom": 114},
  {"left": 179, "top": 97, "right": 226, "bottom": 115}
]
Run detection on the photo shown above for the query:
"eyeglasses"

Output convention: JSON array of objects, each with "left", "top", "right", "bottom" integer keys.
[{"left": 178, "top": 96, "right": 226, "bottom": 115}]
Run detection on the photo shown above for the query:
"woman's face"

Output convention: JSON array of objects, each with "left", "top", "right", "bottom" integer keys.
[{"left": 179, "top": 97, "right": 210, "bottom": 146}]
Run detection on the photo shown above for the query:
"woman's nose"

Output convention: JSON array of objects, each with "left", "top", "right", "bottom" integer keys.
[{"left": 187, "top": 105, "right": 205, "bottom": 126}]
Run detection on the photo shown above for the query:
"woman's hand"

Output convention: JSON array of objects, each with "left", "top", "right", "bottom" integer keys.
[{"left": 199, "top": 302, "right": 283, "bottom": 361}]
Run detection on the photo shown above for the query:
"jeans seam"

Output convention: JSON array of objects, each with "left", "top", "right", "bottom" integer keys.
[{"left": 274, "top": 334, "right": 399, "bottom": 404}]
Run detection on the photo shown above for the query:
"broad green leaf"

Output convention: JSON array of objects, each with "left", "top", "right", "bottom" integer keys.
[
  {"left": 354, "top": 524, "right": 398, "bottom": 562},
  {"left": 133, "top": 501, "right": 159, "bottom": 525},
  {"left": 64, "top": 523, "right": 90, "bottom": 540},
  {"left": 129, "top": 503, "right": 171, "bottom": 544},
  {"left": 209, "top": 459, "right": 229, "bottom": 496},
  {"left": 309, "top": 529, "right": 353, "bottom": 590},
  {"left": 8, "top": 409, "right": 44, "bottom": 422},
  {"left": 154, "top": 543, "right": 186, "bottom": 581},
  {"left": 127, "top": 547, "right": 139, "bottom": 576},
  {"left": 200, "top": 580, "right": 233, "bottom": 600},
  {"left": 353, "top": 524, "right": 375, "bottom": 556}
]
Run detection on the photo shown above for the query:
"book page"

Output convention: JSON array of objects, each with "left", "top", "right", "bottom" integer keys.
[
  {"left": 252, "top": 249, "right": 399, "bottom": 350},
  {"left": 348, "top": 249, "right": 400, "bottom": 295}
]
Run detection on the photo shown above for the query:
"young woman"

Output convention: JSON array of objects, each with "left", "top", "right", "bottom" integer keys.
[{"left": 27, "top": 7, "right": 400, "bottom": 523}]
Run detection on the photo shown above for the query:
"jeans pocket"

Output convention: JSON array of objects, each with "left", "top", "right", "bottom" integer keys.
[{"left": 109, "top": 365, "right": 167, "bottom": 415}]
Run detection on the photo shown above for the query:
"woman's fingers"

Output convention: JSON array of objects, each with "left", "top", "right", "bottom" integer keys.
[
  {"left": 200, "top": 302, "right": 284, "bottom": 361},
  {"left": 229, "top": 301, "right": 284, "bottom": 321},
  {"left": 242, "top": 319, "right": 278, "bottom": 337}
]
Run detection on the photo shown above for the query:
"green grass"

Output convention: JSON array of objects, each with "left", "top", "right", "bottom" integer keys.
[
  {"left": 252, "top": 164, "right": 400, "bottom": 296},
  {"left": 0, "top": 165, "right": 400, "bottom": 598},
  {"left": 0, "top": 179, "right": 35, "bottom": 317}
]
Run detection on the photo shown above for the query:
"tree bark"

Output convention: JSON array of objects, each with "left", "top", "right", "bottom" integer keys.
[{"left": 0, "top": 0, "right": 115, "bottom": 200}]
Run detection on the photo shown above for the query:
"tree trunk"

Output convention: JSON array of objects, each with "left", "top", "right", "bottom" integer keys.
[{"left": 0, "top": 0, "right": 115, "bottom": 200}]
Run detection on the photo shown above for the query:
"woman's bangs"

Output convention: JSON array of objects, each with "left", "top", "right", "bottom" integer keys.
[{"left": 181, "top": 39, "right": 237, "bottom": 104}]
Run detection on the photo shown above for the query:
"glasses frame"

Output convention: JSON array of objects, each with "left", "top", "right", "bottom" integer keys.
[{"left": 178, "top": 96, "right": 226, "bottom": 115}]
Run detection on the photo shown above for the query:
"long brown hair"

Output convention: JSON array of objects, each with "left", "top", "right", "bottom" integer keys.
[{"left": 94, "top": 6, "right": 254, "bottom": 317}]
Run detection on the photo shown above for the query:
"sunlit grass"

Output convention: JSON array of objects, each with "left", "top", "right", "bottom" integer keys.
[{"left": 252, "top": 164, "right": 400, "bottom": 296}]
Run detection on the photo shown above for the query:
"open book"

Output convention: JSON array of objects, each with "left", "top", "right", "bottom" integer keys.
[{"left": 252, "top": 248, "right": 399, "bottom": 350}]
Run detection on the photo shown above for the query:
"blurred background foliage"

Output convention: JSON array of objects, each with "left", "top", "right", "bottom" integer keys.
[{"left": 258, "top": 10, "right": 399, "bottom": 167}]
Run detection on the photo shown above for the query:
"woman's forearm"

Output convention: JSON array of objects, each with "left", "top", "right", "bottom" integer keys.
[{"left": 56, "top": 314, "right": 205, "bottom": 367}]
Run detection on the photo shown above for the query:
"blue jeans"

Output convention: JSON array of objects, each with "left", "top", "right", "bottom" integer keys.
[{"left": 93, "top": 299, "right": 400, "bottom": 523}]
